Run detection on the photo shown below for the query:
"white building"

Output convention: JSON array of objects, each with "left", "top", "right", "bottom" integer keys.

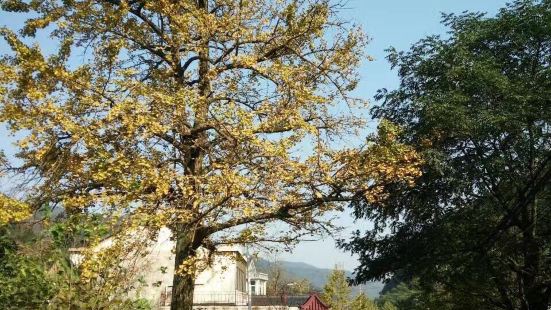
[
  {"left": 248, "top": 260, "right": 268, "bottom": 296},
  {"left": 70, "top": 227, "right": 284, "bottom": 309}
]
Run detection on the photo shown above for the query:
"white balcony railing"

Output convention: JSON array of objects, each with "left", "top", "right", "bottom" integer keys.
[
  {"left": 159, "top": 289, "right": 249, "bottom": 307},
  {"left": 250, "top": 272, "right": 269, "bottom": 281},
  {"left": 193, "top": 291, "right": 249, "bottom": 305}
]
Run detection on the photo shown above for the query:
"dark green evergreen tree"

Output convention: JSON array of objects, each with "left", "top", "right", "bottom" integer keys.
[{"left": 342, "top": 1, "right": 551, "bottom": 309}]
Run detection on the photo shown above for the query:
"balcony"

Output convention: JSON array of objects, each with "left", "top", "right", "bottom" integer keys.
[
  {"left": 159, "top": 290, "right": 249, "bottom": 307},
  {"left": 194, "top": 291, "right": 249, "bottom": 306},
  {"left": 250, "top": 271, "right": 268, "bottom": 282}
]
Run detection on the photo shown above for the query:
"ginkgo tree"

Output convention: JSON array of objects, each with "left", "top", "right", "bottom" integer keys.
[{"left": 0, "top": 0, "right": 421, "bottom": 309}]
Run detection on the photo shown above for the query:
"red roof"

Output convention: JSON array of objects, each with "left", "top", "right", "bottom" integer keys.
[
  {"left": 299, "top": 294, "right": 330, "bottom": 310},
  {"left": 251, "top": 293, "right": 330, "bottom": 309}
]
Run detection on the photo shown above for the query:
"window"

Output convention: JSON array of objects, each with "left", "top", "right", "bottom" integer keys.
[
  {"left": 236, "top": 268, "right": 246, "bottom": 292},
  {"left": 250, "top": 280, "right": 256, "bottom": 295}
]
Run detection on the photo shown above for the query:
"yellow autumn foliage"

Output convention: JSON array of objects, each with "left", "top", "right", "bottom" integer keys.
[
  {"left": 0, "top": 0, "right": 422, "bottom": 303},
  {"left": 0, "top": 194, "right": 31, "bottom": 225}
]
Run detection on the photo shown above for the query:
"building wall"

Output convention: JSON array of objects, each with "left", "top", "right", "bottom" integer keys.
[
  {"left": 194, "top": 252, "right": 248, "bottom": 305},
  {"left": 136, "top": 228, "right": 249, "bottom": 306},
  {"left": 131, "top": 227, "right": 176, "bottom": 306},
  {"left": 74, "top": 227, "right": 252, "bottom": 307},
  {"left": 69, "top": 227, "right": 178, "bottom": 306}
]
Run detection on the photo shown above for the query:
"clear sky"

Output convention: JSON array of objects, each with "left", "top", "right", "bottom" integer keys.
[
  {"left": 0, "top": 1, "right": 511, "bottom": 270},
  {"left": 278, "top": 0, "right": 511, "bottom": 270}
]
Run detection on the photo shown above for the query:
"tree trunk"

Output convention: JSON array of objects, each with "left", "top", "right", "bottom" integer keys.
[
  {"left": 172, "top": 1, "right": 209, "bottom": 309},
  {"left": 521, "top": 199, "right": 548, "bottom": 310},
  {"left": 170, "top": 230, "right": 199, "bottom": 310}
]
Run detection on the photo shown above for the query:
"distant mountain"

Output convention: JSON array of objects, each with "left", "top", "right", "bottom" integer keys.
[{"left": 255, "top": 259, "right": 383, "bottom": 299}]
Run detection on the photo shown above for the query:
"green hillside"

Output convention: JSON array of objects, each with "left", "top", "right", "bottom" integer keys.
[{"left": 256, "top": 259, "right": 383, "bottom": 298}]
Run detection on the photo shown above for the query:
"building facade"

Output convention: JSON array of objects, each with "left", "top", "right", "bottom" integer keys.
[
  {"left": 248, "top": 260, "right": 268, "bottom": 296},
  {"left": 69, "top": 227, "right": 326, "bottom": 310}
]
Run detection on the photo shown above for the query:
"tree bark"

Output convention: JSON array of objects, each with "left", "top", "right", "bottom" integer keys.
[{"left": 170, "top": 230, "right": 199, "bottom": 310}]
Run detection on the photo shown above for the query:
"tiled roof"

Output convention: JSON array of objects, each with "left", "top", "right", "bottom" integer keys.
[
  {"left": 286, "top": 295, "right": 311, "bottom": 306},
  {"left": 251, "top": 295, "right": 310, "bottom": 306}
]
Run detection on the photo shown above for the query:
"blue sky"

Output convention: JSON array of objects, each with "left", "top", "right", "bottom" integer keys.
[
  {"left": 279, "top": 0, "right": 511, "bottom": 269},
  {"left": 0, "top": 0, "right": 511, "bottom": 270}
]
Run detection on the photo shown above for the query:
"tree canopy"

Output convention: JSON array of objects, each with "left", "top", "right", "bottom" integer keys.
[
  {"left": 342, "top": 1, "right": 551, "bottom": 309},
  {"left": 0, "top": 0, "right": 421, "bottom": 308}
]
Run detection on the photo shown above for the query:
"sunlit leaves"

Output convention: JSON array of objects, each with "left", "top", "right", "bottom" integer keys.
[
  {"left": 0, "top": 194, "right": 30, "bottom": 224},
  {"left": 0, "top": 0, "right": 421, "bottom": 289}
]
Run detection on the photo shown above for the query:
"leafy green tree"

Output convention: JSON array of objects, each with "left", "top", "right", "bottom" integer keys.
[
  {"left": 380, "top": 301, "right": 397, "bottom": 310},
  {"left": 351, "top": 292, "right": 379, "bottom": 310},
  {"left": 377, "top": 281, "right": 421, "bottom": 310},
  {"left": 377, "top": 279, "right": 452, "bottom": 310},
  {"left": 290, "top": 278, "right": 312, "bottom": 294},
  {"left": 264, "top": 261, "right": 311, "bottom": 295},
  {"left": 0, "top": 214, "right": 151, "bottom": 309},
  {"left": 266, "top": 261, "right": 287, "bottom": 295},
  {"left": 342, "top": 1, "right": 551, "bottom": 309},
  {"left": 321, "top": 267, "right": 350, "bottom": 310},
  {"left": 0, "top": 225, "right": 56, "bottom": 308}
]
